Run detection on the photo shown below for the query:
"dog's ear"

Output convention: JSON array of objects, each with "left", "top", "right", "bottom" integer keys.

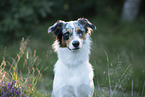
[
  {"left": 48, "top": 20, "right": 64, "bottom": 35},
  {"left": 77, "top": 18, "right": 96, "bottom": 30}
]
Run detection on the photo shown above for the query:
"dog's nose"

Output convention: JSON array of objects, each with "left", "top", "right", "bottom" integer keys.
[{"left": 72, "top": 41, "right": 80, "bottom": 47}]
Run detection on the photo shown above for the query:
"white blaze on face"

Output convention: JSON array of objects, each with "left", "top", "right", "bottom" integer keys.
[{"left": 69, "top": 35, "right": 83, "bottom": 50}]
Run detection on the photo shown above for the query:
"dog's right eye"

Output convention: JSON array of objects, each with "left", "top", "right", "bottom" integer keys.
[{"left": 63, "top": 32, "right": 70, "bottom": 40}]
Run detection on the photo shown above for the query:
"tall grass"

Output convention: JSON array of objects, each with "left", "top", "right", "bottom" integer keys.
[
  {"left": 1, "top": 38, "right": 139, "bottom": 97},
  {"left": 93, "top": 52, "right": 136, "bottom": 97},
  {"left": 0, "top": 38, "right": 50, "bottom": 97},
  {"left": 0, "top": 38, "right": 144, "bottom": 97}
]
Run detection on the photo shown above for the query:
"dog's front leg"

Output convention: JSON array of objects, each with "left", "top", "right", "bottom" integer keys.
[
  {"left": 77, "top": 83, "right": 94, "bottom": 97},
  {"left": 54, "top": 85, "right": 76, "bottom": 97}
]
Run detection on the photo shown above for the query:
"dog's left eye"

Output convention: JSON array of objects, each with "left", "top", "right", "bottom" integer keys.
[
  {"left": 63, "top": 32, "right": 70, "bottom": 40},
  {"left": 77, "top": 30, "right": 84, "bottom": 37}
]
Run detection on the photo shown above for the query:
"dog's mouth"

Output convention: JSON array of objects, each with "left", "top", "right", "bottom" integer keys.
[{"left": 68, "top": 47, "right": 80, "bottom": 51}]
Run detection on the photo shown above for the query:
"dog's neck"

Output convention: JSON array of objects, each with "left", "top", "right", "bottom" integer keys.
[{"left": 53, "top": 34, "right": 92, "bottom": 67}]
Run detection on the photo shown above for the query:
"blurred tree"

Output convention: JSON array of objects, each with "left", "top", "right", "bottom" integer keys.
[
  {"left": 122, "top": 0, "right": 141, "bottom": 22},
  {"left": 0, "top": 0, "right": 54, "bottom": 44},
  {"left": 53, "top": 0, "right": 96, "bottom": 19},
  {"left": 0, "top": 0, "right": 96, "bottom": 45}
]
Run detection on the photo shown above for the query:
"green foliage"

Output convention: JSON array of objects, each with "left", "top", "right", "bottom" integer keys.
[
  {"left": 96, "top": 0, "right": 124, "bottom": 16},
  {"left": 0, "top": 0, "right": 96, "bottom": 44},
  {"left": 56, "top": 0, "right": 96, "bottom": 19},
  {"left": 0, "top": 0, "right": 54, "bottom": 44}
]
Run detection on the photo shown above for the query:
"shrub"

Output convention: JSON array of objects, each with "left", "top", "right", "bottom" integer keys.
[{"left": 0, "top": 0, "right": 53, "bottom": 44}]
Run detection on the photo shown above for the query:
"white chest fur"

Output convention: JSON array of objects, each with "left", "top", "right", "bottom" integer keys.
[
  {"left": 53, "top": 60, "right": 93, "bottom": 86},
  {"left": 53, "top": 60, "right": 94, "bottom": 97}
]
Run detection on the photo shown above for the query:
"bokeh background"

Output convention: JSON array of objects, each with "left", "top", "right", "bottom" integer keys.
[{"left": 0, "top": 0, "right": 145, "bottom": 96}]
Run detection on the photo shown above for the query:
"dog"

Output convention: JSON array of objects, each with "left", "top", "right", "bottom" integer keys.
[{"left": 48, "top": 18, "right": 96, "bottom": 97}]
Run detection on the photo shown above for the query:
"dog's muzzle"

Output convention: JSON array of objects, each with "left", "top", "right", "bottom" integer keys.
[{"left": 68, "top": 40, "right": 81, "bottom": 50}]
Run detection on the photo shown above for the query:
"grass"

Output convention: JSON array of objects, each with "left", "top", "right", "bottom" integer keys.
[
  {"left": 0, "top": 15, "right": 145, "bottom": 96},
  {"left": 0, "top": 38, "right": 51, "bottom": 96}
]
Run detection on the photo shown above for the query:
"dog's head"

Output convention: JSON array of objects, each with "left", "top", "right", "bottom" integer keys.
[{"left": 48, "top": 18, "right": 96, "bottom": 50}]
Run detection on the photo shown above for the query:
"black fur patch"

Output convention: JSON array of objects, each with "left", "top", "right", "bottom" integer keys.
[{"left": 48, "top": 21, "right": 65, "bottom": 46}]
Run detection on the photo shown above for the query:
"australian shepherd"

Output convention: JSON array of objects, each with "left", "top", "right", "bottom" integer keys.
[{"left": 48, "top": 18, "right": 96, "bottom": 97}]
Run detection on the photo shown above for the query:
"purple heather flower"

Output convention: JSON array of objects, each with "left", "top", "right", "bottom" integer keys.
[
  {"left": 7, "top": 83, "right": 12, "bottom": 90},
  {"left": 23, "top": 95, "right": 26, "bottom": 97},
  {"left": 0, "top": 81, "right": 30, "bottom": 97},
  {"left": 12, "top": 81, "right": 16, "bottom": 85}
]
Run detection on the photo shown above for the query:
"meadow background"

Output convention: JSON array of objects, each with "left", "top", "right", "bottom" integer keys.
[{"left": 0, "top": 0, "right": 145, "bottom": 96}]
